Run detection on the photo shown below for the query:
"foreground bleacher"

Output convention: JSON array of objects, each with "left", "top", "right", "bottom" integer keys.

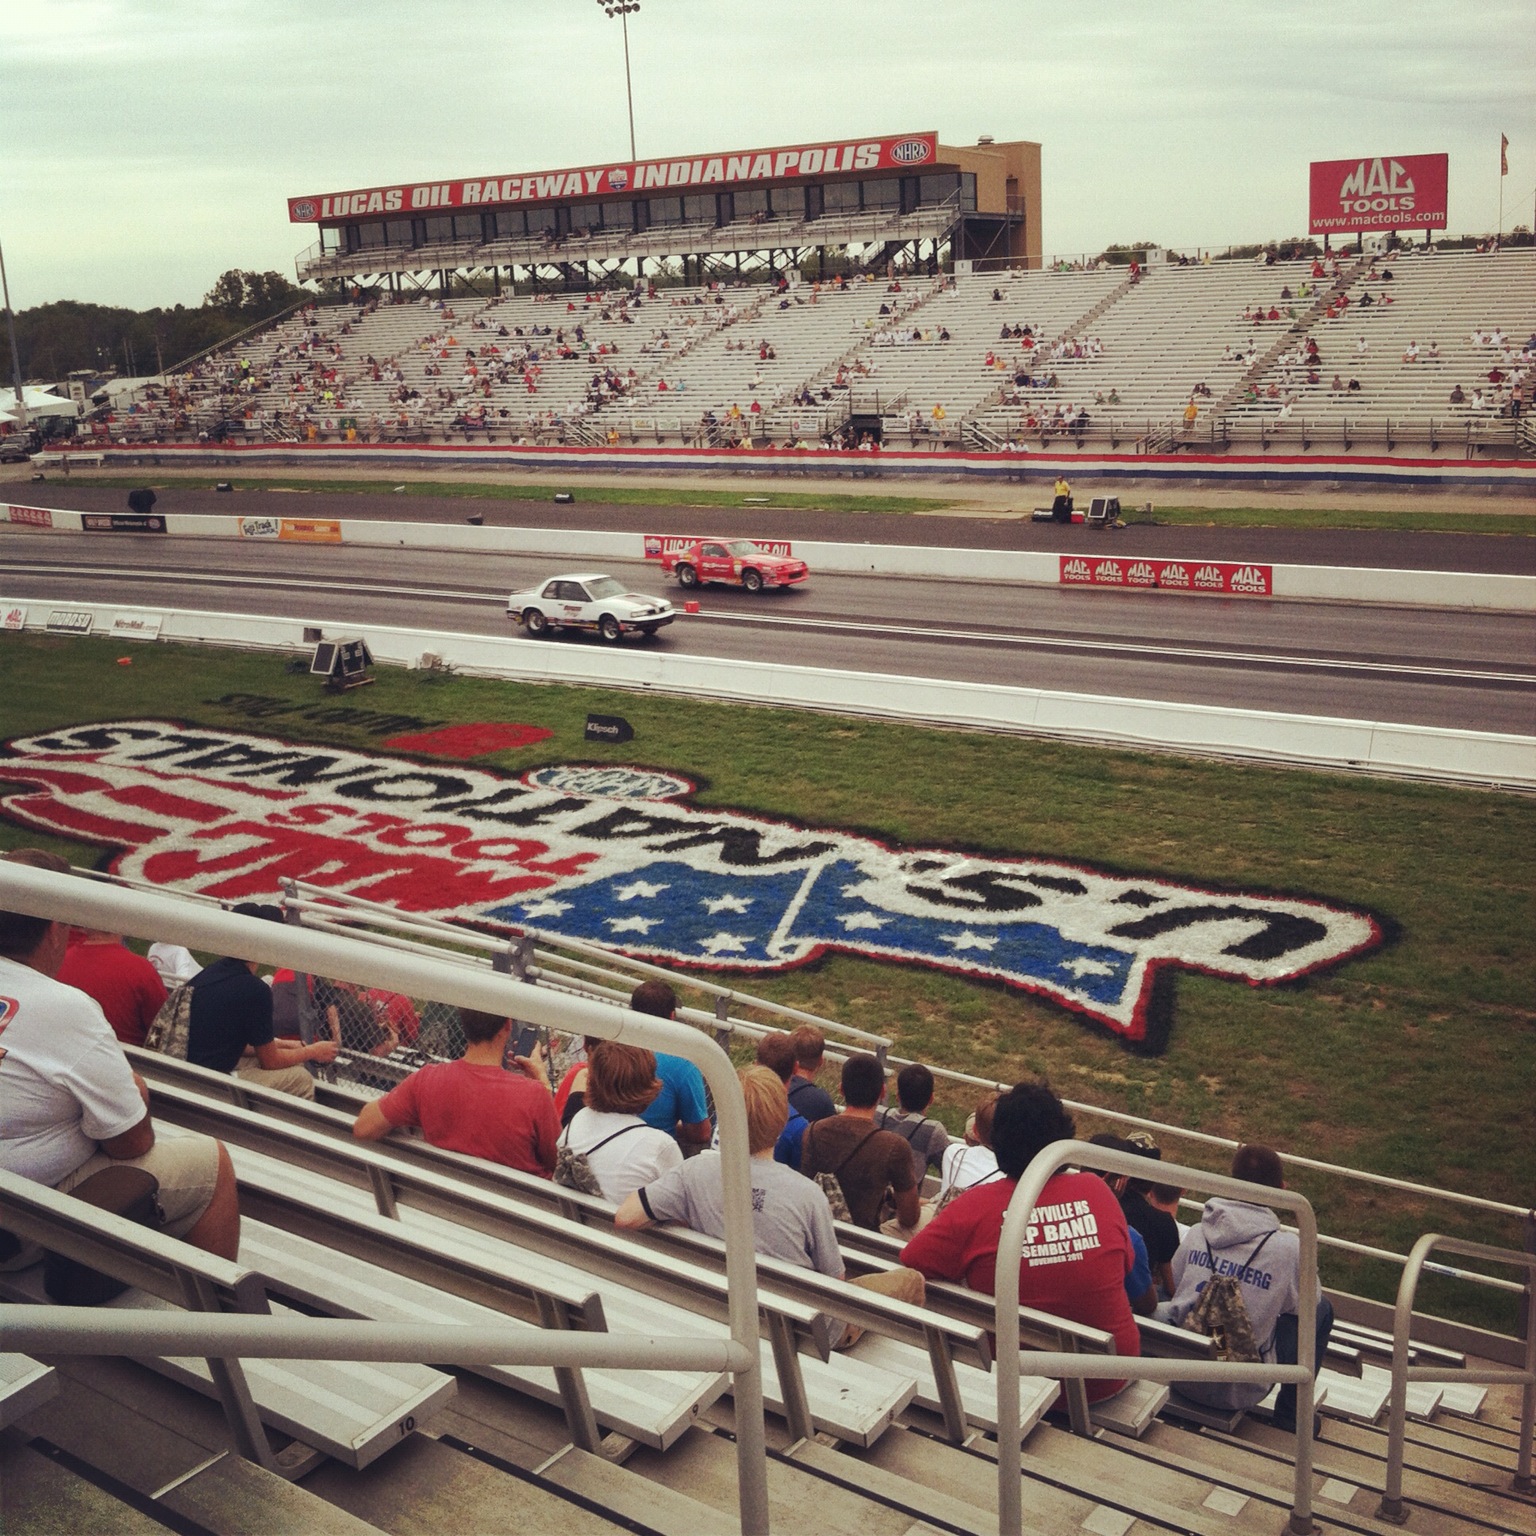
[{"left": 1, "top": 867, "right": 1532, "bottom": 1536}]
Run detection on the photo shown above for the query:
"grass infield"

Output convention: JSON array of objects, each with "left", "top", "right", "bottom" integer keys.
[
  {"left": 2, "top": 633, "right": 1531, "bottom": 1326},
  {"left": 47, "top": 472, "right": 1536, "bottom": 535}
]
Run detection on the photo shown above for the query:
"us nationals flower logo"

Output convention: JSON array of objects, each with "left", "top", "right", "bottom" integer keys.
[{"left": 0, "top": 722, "right": 1383, "bottom": 1049}]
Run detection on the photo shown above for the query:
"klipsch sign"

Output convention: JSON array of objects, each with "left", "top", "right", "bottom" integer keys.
[
  {"left": 1309, "top": 154, "right": 1449, "bottom": 234},
  {"left": 288, "top": 133, "right": 939, "bottom": 221},
  {"left": 0, "top": 722, "right": 1383, "bottom": 1048}
]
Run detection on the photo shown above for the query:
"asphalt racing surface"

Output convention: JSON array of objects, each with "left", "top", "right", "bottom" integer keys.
[{"left": 3, "top": 521, "right": 1533, "bottom": 737}]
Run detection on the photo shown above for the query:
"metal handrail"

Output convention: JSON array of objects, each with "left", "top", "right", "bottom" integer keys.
[
  {"left": 0, "top": 862, "right": 771, "bottom": 1534},
  {"left": 994, "top": 1140, "right": 1320, "bottom": 1536},
  {"left": 1377, "top": 1232, "right": 1536, "bottom": 1520}
]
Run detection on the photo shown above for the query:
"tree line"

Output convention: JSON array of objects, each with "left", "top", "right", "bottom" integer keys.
[{"left": 9, "top": 270, "right": 307, "bottom": 383}]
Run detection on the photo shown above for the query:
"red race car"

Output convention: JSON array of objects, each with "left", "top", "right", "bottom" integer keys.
[{"left": 659, "top": 538, "right": 809, "bottom": 593}]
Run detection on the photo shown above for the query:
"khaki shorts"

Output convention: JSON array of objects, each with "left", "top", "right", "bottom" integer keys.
[
  {"left": 57, "top": 1129, "right": 222, "bottom": 1238},
  {"left": 235, "top": 1057, "right": 316, "bottom": 1100}
]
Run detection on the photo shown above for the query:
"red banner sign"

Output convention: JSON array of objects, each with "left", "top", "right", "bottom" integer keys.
[
  {"left": 289, "top": 133, "right": 939, "bottom": 223},
  {"left": 1309, "top": 154, "right": 1448, "bottom": 234},
  {"left": 1060, "top": 556, "right": 1273, "bottom": 597},
  {"left": 7, "top": 505, "right": 54, "bottom": 528}
]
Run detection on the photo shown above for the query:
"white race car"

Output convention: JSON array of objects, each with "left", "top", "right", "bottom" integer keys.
[{"left": 507, "top": 572, "right": 676, "bottom": 642}]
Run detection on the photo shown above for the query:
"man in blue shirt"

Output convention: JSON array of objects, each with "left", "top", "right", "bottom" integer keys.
[{"left": 628, "top": 981, "right": 711, "bottom": 1148}]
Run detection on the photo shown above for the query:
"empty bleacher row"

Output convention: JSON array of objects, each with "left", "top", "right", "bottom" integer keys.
[
  {"left": 87, "top": 247, "right": 1535, "bottom": 458},
  {"left": 3, "top": 871, "right": 1531, "bottom": 1536}
]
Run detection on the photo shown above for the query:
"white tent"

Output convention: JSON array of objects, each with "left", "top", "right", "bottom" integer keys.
[{"left": 0, "top": 386, "right": 80, "bottom": 423}]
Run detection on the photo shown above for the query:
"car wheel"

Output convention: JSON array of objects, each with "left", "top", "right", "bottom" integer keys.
[
  {"left": 676, "top": 563, "right": 699, "bottom": 588},
  {"left": 741, "top": 567, "right": 764, "bottom": 593},
  {"left": 598, "top": 613, "right": 624, "bottom": 643},
  {"left": 524, "top": 607, "right": 550, "bottom": 636}
]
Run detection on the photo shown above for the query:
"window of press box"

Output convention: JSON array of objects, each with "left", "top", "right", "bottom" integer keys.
[
  {"left": 646, "top": 198, "right": 685, "bottom": 226},
  {"left": 321, "top": 226, "right": 344, "bottom": 252},
  {"left": 355, "top": 220, "right": 389, "bottom": 249},
  {"left": 918, "top": 173, "right": 961, "bottom": 207},
  {"left": 600, "top": 200, "right": 635, "bottom": 232},
  {"left": 961, "top": 173, "right": 977, "bottom": 211},
  {"left": 682, "top": 193, "right": 718, "bottom": 225},
  {"left": 822, "top": 179, "right": 861, "bottom": 213},
  {"left": 733, "top": 188, "right": 769, "bottom": 218},
  {"left": 385, "top": 219, "right": 415, "bottom": 247},
  {"left": 568, "top": 202, "right": 602, "bottom": 230},
  {"left": 860, "top": 177, "right": 902, "bottom": 210},
  {"left": 420, "top": 215, "right": 456, "bottom": 244},
  {"left": 488, "top": 208, "right": 529, "bottom": 239}
]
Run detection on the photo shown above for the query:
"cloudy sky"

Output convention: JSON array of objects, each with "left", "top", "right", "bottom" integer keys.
[{"left": 5, "top": 0, "right": 1532, "bottom": 311}]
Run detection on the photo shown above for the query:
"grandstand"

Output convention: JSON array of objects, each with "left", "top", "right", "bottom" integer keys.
[
  {"left": 86, "top": 247, "right": 1535, "bottom": 460},
  {"left": 2, "top": 863, "right": 1531, "bottom": 1536}
]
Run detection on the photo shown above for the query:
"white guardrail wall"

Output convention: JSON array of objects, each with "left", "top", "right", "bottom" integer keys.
[
  {"left": 6, "top": 503, "right": 1534, "bottom": 610},
  {"left": 3, "top": 598, "right": 1532, "bottom": 788}
]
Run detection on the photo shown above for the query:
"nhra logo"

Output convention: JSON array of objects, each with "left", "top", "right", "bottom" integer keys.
[
  {"left": 0, "top": 721, "right": 1384, "bottom": 1049},
  {"left": 891, "top": 139, "right": 933, "bottom": 165},
  {"left": 607, "top": 168, "right": 629, "bottom": 192},
  {"left": 290, "top": 200, "right": 318, "bottom": 221}
]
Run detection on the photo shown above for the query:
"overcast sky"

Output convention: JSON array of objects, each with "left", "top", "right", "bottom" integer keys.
[{"left": 5, "top": 0, "right": 1532, "bottom": 311}]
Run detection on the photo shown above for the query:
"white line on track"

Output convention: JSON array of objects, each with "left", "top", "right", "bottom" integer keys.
[{"left": 4, "top": 561, "right": 1529, "bottom": 686}]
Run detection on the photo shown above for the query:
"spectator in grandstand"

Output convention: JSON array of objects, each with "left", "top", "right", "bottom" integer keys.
[
  {"left": 352, "top": 1009, "right": 559, "bottom": 1178},
  {"left": 0, "top": 849, "right": 241, "bottom": 1262},
  {"left": 1085, "top": 1135, "right": 1158, "bottom": 1314},
  {"left": 754, "top": 1032, "right": 810, "bottom": 1169},
  {"left": 1095, "top": 1131, "right": 1181, "bottom": 1297},
  {"left": 934, "top": 1093, "right": 1003, "bottom": 1207},
  {"left": 186, "top": 906, "right": 338, "bottom": 1097},
  {"left": 557, "top": 1042, "right": 683, "bottom": 1203},
  {"left": 315, "top": 975, "right": 388, "bottom": 1056},
  {"left": 147, "top": 942, "right": 200, "bottom": 988},
  {"left": 787, "top": 1026, "right": 837, "bottom": 1123},
  {"left": 800, "top": 1054, "right": 921, "bottom": 1232},
  {"left": 1159, "top": 1143, "right": 1334, "bottom": 1435},
  {"left": 901, "top": 1079, "right": 1140, "bottom": 1402},
  {"left": 1147, "top": 1180, "right": 1190, "bottom": 1242},
  {"left": 56, "top": 926, "right": 166, "bottom": 1049},
  {"left": 627, "top": 981, "right": 712, "bottom": 1148},
  {"left": 1183, "top": 400, "right": 1199, "bottom": 430},
  {"left": 616, "top": 1066, "right": 925, "bottom": 1338},
  {"left": 873, "top": 1062, "right": 950, "bottom": 1185}
]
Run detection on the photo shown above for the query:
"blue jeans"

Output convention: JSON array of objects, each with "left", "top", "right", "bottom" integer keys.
[{"left": 1272, "top": 1295, "right": 1335, "bottom": 1430}]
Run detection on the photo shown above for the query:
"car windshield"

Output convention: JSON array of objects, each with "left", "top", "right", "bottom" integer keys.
[
  {"left": 726, "top": 540, "right": 764, "bottom": 556},
  {"left": 583, "top": 577, "right": 627, "bottom": 599}
]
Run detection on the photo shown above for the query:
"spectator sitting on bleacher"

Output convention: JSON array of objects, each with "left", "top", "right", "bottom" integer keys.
[
  {"left": 934, "top": 1093, "right": 1003, "bottom": 1207},
  {"left": 1159, "top": 1143, "right": 1333, "bottom": 1435},
  {"left": 617, "top": 1065, "right": 925, "bottom": 1339},
  {"left": 626, "top": 981, "right": 712, "bottom": 1147},
  {"left": 787, "top": 1025, "right": 837, "bottom": 1123},
  {"left": 1085, "top": 1135, "right": 1158, "bottom": 1315},
  {"left": 753, "top": 1032, "right": 810, "bottom": 1168},
  {"left": 872, "top": 1062, "right": 950, "bottom": 1186},
  {"left": 900, "top": 1079, "right": 1140, "bottom": 1403},
  {"left": 353, "top": 1009, "right": 558, "bottom": 1177},
  {"left": 0, "top": 849, "right": 241, "bottom": 1262},
  {"left": 557, "top": 1042, "right": 683, "bottom": 1203},
  {"left": 188, "top": 906, "right": 338, "bottom": 1098},
  {"left": 55, "top": 925, "right": 166, "bottom": 1049},
  {"left": 800, "top": 1054, "right": 921, "bottom": 1232}
]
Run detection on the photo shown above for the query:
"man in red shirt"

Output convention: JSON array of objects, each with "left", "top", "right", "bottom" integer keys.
[
  {"left": 350, "top": 1009, "right": 558, "bottom": 1177},
  {"left": 55, "top": 928, "right": 167, "bottom": 1047},
  {"left": 900, "top": 1079, "right": 1140, "bottom": 1402}
]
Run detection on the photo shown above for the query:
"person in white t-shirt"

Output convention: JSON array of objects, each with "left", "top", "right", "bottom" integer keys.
[
  {"left": 558, "top": 1042, "right": 682, "bottom": 1205},
  {"left": 933, "top": 1093, "right": 1004, "bottom": 1207},
  {"left": 0, "top": 850, "right": 240, "bottom": 1262}
]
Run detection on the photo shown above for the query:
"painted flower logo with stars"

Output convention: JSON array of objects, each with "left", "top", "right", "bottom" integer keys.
[{"left": 0, "top": 722, "right": 1385, "bottom": 1050}]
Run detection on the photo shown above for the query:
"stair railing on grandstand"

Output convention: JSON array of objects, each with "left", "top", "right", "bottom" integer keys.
[
  {"left": 1377, "top": 1233, "right": 1536, "bottom": 1520},
  {"left": 994, "top": 1141, "right": 1323, "bottom": 1536},
  {"left": 0, "top": 862, "right": 773, "bottom": 1535}
]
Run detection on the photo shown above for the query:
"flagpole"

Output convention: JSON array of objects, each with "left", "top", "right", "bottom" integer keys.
[{"left": 0, "top": 235, "right": 28, "bottom": 433}]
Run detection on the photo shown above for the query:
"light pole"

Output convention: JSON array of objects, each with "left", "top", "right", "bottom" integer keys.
[
  {"left": 0, "top": 236, "right": 28, "bottom": 433},
  {"left": 597, "top": 0, "right": 639, "bottom": 163}
]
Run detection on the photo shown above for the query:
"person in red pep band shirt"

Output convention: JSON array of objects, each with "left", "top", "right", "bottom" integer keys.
[
  {"left": 56, "top": 927, "right": 167, "bottom": 1048},
  {"left": 900, "top": 1078, "right": 1140, "bottom": 1403}
]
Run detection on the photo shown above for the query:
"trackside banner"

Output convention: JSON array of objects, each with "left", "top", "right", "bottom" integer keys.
[
  {"left": 1309, "top": 154, "right": 1449, "bottom": 234},
  {"left": 1060, "top": 556, "right": 1273, "bottom": 596},
  {"left": 0, "top": 721, "right": 1383, "bottom": 1048},
  {"left": 288, "top": 132, "right": 939, "bottom": 222}
]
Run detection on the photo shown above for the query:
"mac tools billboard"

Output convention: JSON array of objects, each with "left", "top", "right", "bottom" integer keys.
[{"left": 1309, "top": 154, "right": 1449, "bottom": 234}]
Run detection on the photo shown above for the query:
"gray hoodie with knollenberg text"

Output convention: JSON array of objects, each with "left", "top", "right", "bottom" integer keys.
[{"left": 1158, "top": 1197, "right": 1319, "bottom": 1410}]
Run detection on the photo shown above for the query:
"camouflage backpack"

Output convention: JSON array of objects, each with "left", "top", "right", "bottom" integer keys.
[
  {"left": 807, "top": 1123, "right": 881, "bottom": 1224},
  {"left": 1181, "top": 1232, "right": 1274, "bottom": 1362},
  {"left": 142, "top": 983, "right": 194, "bottom": 1059},
  {"left": 553, "top": 1123, "right": 646, "bottom": 1197}
]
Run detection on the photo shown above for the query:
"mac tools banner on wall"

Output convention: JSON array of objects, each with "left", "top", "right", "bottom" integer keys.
[
  {"left": 0, "top": 722, "right": 1383, "bottom": 1049},
  {"left": 1309, "top": 153, "right": 1449, "bottom": 234}
]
